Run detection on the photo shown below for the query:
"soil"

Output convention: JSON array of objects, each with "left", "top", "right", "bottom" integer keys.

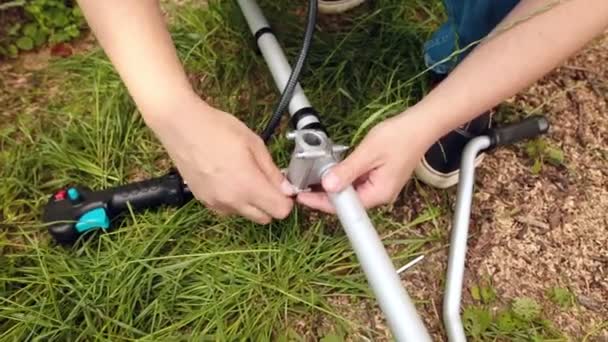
[{"left": 320, "top": 34, "right": 608, "bottom": 342}]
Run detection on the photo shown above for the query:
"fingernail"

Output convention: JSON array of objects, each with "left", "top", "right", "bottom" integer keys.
[
  {"left": 323, "top": 171, "right": 340, "bottom": 192},
  {"left": 280, "top": 179, "right": 297, "bottom": 196}
]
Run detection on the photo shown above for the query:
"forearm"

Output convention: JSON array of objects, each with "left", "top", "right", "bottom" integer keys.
[
  {"left": 77, "top": 0, "right": 197, "bottom": 119},
  {"left": 408, "top": 0, "right": 608, "bottom": 138}
]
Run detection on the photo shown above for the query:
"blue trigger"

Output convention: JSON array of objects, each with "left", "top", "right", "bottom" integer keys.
[
  {"left": 67, "top": 188, "right": 80, "bottom": 201},
  {"left": 75, "top": 208, "right": 110, "bottom": 233}
]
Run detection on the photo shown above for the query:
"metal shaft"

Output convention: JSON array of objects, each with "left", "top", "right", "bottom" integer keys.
[
  {"left": 237, "top": 0, "right": 319, "bottom": 129},
  {"left": 237, "top": 1, "right": 431, "bottom": 340},
  {"left": 329, "top": 186, "right": 431, "bottom": 342},
  {"left": 444, "top": 136, "right": 491, "bottom": 342}
]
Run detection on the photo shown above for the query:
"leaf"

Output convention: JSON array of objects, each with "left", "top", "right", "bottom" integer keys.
[
  {"left": 480, "top": 285, "right": 496, "bottom": 304},
  {"left": 496, "top": 311, "right": 517, "bottom": 333},
  {"left": 24, "top": 3, "right": 41, "bottom": 15},
  {"left": 463, "top": 306, "right": 492, "bottom": 338},
  {"left": 320, "top": 333, "right": 344, "bottom": 342},
  {"left": 277, "top": 328, "right": 304, "bottom": 342},
  {"left": 23, "top": 23, "right": 38, "bottom": 38},
  {"left": 545, "top": 146, "right": 565, "bottom": 166},
  {"left": 531, "top": 158, "right": 542, "bottom": 174},
  {"left": 52, "top": 12, "right": 70, "bottom": 27},
  {"left": 8, "top": 23, "right": 22, "bottom": 36},
  {"left": 7, "top": 44, "right": 18, "bottom": 57},
  {"left": 16, "top": 36, "right": 34, "bottom": 51},
  {"left": 50, "top": 32, "right": 71, "bottom": 44},
  {"left": 34, "top": 30, "right": 48, "bottom": 47},
  {"left": 547, "top": 287, "right": 574, "bottom": 309},
  {"left": 471, "top": 285, "right": 481, "bottom": 301},
  {"left": 512, "top": 297, "right": 541, "bottom": 322},
  {"left": 72, "top": 6, "right": 84, "bottom": 18},
  {"left": 350, "top": 100, "right": 405, "bottom": 145},
  {"left": 65, "top": 24, "right": 80, "bottom": 38},
  {"left": 525, "top": 140, "right": 542, "bottom": 159}
]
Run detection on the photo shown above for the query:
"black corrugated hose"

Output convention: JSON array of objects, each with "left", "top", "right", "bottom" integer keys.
[{"left": 260, "top": 0, "right": 318, "bottom": 143}]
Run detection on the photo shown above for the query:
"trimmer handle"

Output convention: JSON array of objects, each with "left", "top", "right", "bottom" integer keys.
[
  {"left": 488, "top": 115, "right": 550, "bottom": 148},
  {"left": 42, "top": 172, "right": 192, "bottom": 245}
]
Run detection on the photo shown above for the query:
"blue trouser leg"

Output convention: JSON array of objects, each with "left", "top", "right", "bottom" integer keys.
[{"left": 424, "top": 0, "right": 520, "bottom": 74}]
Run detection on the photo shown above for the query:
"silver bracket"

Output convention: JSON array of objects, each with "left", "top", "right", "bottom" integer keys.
[{"left": 286, "top": 129, "right": 349, "bottom": 193}]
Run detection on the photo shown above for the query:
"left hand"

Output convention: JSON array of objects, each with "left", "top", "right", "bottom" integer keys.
[{"left": 297, "top": 111, "right": 438, "bottom": 213}]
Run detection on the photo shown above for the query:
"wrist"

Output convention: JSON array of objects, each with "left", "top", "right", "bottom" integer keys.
[
  {"left": 139, "top": 89, "right": 211, "bottom": 127},
  {"left": 393, "top": 103, "right": 446, "bottom": 148}
]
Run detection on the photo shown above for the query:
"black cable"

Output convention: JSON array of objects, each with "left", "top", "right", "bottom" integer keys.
[{"left": 260, "top": 0, "right": 318, "bottom": 143}]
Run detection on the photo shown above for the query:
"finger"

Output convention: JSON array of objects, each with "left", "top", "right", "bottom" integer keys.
[
  {"left": 251, "top": 138, "right": 296, "bottom": 196},
  {"left": 201, "top": 199, "right": 233, "bottom": 217},
  {"left": 355, "top": 178, "right": 395, "bottom": 209},
  {"left": 245, "top": 163, "right": 294, "bottom": 220},
  {"left": 239, "top": 204, "right": 272, "bottom": 225},
  {"left": 296, "top": 191, "right": 336, "bottom": 214},
  {"left": 322, "top": 143, "right": 378, "bottom": 194}
]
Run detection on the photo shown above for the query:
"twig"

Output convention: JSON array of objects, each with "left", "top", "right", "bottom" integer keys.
[
  {"left": 563, "top": 64, "right": 608, "bottom": 104},
  {"left": 0, "top": 1, "right": 25, "bottom": 11},
  {"left": 397, "top": 255, "right": 425, "bottom": 274},
  {"left": 566, "top": 87, "right": 587, "bottom": 147},
  {"left": 513, "top": 216, "right": 550, "bottom": 230}
]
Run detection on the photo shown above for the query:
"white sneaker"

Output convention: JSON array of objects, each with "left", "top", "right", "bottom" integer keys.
[{"left": 318, "top": 0, "right": 367, "bottom": 14}]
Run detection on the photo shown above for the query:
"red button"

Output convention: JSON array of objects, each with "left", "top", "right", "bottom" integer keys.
[{"left": 54, "top": 190, "right": 67, "bottom": 201}]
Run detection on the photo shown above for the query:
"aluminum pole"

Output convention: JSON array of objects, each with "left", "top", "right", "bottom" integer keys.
[
  {"left": 237, "top": 1, "right": 431, "bottom": 340},
  {"left": 444, "top": 136, "right": 491, "bottom": 342},
  {"left": 329, "top": 186, "right": 432, "bottom": 341},
  {"left": 237, "top": 0, "right": 318, "bottom": 129}
]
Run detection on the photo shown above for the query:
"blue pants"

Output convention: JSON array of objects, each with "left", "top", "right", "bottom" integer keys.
[{"left": 424, "top": 0, "right": 520, "bottom": 74}]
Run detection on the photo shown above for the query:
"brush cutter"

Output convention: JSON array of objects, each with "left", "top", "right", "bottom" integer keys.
[{"left": 42, "top": 1, "right": 549, "bottom": 340}]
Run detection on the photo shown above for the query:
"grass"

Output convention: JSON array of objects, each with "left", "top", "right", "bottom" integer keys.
[{"left": 0, "top": 0, "right": 576, "bottom": 340}]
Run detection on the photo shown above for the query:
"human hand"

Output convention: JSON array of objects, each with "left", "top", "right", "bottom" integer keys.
[
  {"left": 297, "top": 110, "right": 438, "bottom": 213},
  {"left": 144, "top": 94, "right": 295, "bottom": 224}
]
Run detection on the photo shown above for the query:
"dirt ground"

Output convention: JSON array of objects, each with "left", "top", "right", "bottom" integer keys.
[
  {"left": 470, "top": 38, "right": 608, "bottom": 339},
  {"left": 294, "top": 35, "right": 608, "bottom": 342},
  {"left": 333, "top": 34, "right": 608, "bottom": 341},
  {"left": 465, "top": 34, "right": 607, "bottom": 338}
]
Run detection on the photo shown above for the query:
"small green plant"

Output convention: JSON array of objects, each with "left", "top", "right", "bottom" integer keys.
[
  {"left": 0, "top": 0, "right": 85, "bottom": 57},
  {"left": 547, "top": 287, "right": 575, "bottom": 309},
  {"left": 525, "top": 138, "right": 565, "bottom": 174},
  {"left": 320, "top": 332, "right": 346, "bottom": 342},
  {"left": 470, "top": 283, "right": 497, "bottom": 304},
  {"left": 464, "top": 283, "right": 566, "bottom": 341},
  {"left": 463, "top": 306, "right": 493, "bottom": 338},
  {"left": 512, "top": 297, "right": 542, "bottom": 321}
]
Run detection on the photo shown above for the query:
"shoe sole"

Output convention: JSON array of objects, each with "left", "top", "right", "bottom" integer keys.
[
  {"left": 414, "top": 153, "right": 485, "bottom": 189},
  {"left": 318, "top": 0, "right": 366, "bottom": 14}
]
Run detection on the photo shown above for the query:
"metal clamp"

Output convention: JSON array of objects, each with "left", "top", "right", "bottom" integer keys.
[{"left": 286, "top": 129, "right": 348, "bottom": 192}]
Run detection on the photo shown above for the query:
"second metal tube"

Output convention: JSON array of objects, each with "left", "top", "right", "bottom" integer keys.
[{"left": 444, "top": 136, "right": 492, "bottom": 342}]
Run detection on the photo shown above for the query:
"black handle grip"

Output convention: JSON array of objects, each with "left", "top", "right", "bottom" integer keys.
[
  {"left": 489, "top": 115, "right": 550, "bottom": 148},
  {"left": 109, "top": 173, "right": 192, "bottom": 213},
  {"left": 43, "top": 171, "right": 192, "bottom": 245}
]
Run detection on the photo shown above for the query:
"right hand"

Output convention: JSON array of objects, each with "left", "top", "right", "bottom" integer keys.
[{"left": 144, "top": 94, "right": 295, "bottom": 224}]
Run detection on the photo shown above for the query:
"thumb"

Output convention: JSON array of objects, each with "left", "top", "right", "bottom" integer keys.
[{"left": 322, "top": 147, "right": 374, "bottom": 193}]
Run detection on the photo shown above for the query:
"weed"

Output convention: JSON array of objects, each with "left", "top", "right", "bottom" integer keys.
[
  {"left": 547, "top": 287, "right": 575, "bottom": 309},
  {"left": 464, "top": 283, "right": 567, "bottom": 341},
  {"left": 525, "top": 138, "right": 565, "bottom": 174},
  {"left": 0, "top": 0, "right": 85, "bottom": 57}
]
